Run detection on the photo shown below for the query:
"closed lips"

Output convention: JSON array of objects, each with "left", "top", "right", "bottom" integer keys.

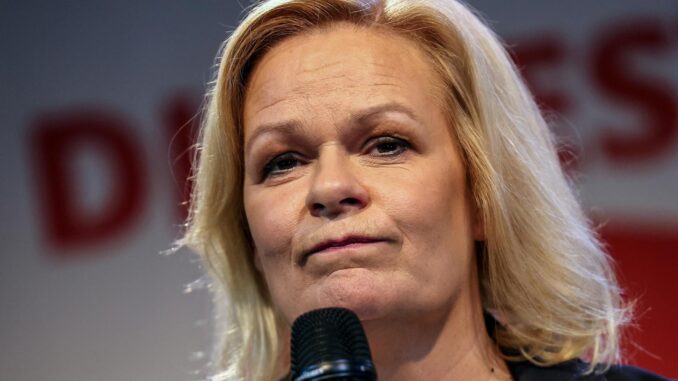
[{"left": 303, "top": 236, "right": 385, "bottom": 261}]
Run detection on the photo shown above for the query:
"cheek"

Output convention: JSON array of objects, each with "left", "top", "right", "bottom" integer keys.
[
  {"left": 244, "top": 187, "right": 305, "bottom": 318},
  {"left": 244, "top": 181, "right": 314, "bottom": 272},
  {"left": 244, "top": 186, "right": 304, "bottom": 262},
  {"left": 377, "top": 159, "right": 473, "bottom": 270},
  {"left": 381, "top": 165, "right": 467, "bottom": 235}
]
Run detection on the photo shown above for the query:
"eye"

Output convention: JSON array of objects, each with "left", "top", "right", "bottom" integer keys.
[
  {"left": 262, "top": 152, "right": 302, "bottom": 178},
  {"left": 368, "top": 136, "right": 411, "bottom": 156}
]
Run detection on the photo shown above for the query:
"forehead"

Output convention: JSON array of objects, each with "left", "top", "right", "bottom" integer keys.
[{"left": 243, "top": 24, "right": 443, "bottom": 129}]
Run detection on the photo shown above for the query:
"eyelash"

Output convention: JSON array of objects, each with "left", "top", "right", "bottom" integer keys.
[
  {"left": 369, "top": 136, "right": 411, "bottom": 157},
  {"left": 260, "top": 136, "right": 411, "bottom": 179},
  {"left": 262, "top": 152, "right": 302, "bottom": 178}
]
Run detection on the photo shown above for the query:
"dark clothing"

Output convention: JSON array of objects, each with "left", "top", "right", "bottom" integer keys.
[{"left": 509, "top": 359, "right": 672, "bottom": 381}]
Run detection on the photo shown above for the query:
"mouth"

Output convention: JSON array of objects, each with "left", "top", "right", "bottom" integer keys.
[{"left": 301, "top": 235, "right": 386, "bottom": 264}]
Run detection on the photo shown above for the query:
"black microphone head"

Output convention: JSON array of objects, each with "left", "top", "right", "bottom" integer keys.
[{"left": 291, "top": 307, "right": 377, "bottom": 381}]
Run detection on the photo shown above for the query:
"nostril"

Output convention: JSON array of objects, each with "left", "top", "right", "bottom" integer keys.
[
  {"left": 310, "top": 197, "right": 362, "bottom": 216},
  {"left": 341, "top": 197, "right": 361, "bottom": 206}
]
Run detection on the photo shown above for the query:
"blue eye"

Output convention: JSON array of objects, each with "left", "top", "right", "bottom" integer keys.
[
  {"left": 262, "top": 152, "right": 300, "bottom": 178},
  {"left": 370, "top": 136, "right": 410, "bottom": 156}
]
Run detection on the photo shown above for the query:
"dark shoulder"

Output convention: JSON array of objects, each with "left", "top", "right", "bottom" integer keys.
[
  {"left": 507, "top": 359, "right": 672, "bottom": 381},
  {"left": 604, "top": 365, "right": 672, "bottom": 381}
]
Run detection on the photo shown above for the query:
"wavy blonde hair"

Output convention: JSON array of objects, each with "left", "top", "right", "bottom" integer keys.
[{"left": 181, "top": 0, "right": 630, "bottom": 379}]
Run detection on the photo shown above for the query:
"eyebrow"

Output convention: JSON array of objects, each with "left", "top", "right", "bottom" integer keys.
[
  {"left": 244, "top": 102, "right": 423, "bottom": 155},
  {"left": 244, "top": 120, "right": 308, "bottom": 156},
  {"left": 351, "top": 102, "right": 424, "bottom": 127}
]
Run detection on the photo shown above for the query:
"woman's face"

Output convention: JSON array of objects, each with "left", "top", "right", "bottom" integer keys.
[{"left": 243, "top": 25, "right": 483, "bottom": 325}]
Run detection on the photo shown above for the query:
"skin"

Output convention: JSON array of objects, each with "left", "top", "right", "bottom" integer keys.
[{"left": 242, "top": 24, "right": 510, "bottom": 381}]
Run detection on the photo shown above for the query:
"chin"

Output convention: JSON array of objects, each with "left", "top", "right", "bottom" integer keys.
[{"left": 313, "top": 268, "right": 398, "bottom": 321}]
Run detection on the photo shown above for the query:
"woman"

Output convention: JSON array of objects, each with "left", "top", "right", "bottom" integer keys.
[{"left": 181, "top": 0, "right": 667, "bottom": 380}]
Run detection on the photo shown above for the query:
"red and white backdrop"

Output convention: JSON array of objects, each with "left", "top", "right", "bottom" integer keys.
[{"left": 1, "top": 1, "right": 676, "bottom": 380}]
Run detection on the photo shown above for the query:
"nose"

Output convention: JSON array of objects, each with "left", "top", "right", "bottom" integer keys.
[{"left": 305, "top": 146, "right": 370, "bottom": 219}]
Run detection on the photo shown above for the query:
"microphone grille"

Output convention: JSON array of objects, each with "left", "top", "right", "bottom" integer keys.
[{"left": 290, "top": 307, "right": 373, "bottom": 376}]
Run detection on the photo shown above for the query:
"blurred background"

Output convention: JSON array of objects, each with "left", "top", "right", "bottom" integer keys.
[{"left": 1, "top": 0, "right": 676, "bottom": 380}]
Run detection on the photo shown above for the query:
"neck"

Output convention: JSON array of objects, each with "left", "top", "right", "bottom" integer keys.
[
  {"left": 274, "top": 270, "right": 513, "bottom": 381},
  {"left": 361, "top": 275, "right": 511, "bottom": 381},
  {"left": 364, "top": 311, "right": 507, "bottom": 380}
]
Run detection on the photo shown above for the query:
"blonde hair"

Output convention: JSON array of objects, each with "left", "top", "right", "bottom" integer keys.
[{"left": 181, "top": 0, "right": 630, "bottom": 379}]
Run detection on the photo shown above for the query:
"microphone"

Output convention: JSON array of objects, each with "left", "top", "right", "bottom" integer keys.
[{"left": 290, "top": 307, "right": 377, "bottom": 381}]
